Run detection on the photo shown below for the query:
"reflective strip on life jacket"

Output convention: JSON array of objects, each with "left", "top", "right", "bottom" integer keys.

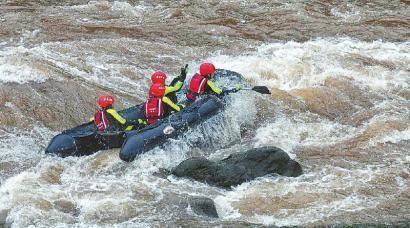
[
  {"left": 197, "top": 77, "right": 207, "bottom": 93},
  {"left": 144, "top": 97, "right": 164, "bottom": 125},
  {"left": 101, "top": 111, "right": 108, "bottom": 129},
  {"left": 94, "top": 110, "right": 110, "bottom": 132},
  {"left": 158, "top": 98, "right": 162, "bottom": 117}
]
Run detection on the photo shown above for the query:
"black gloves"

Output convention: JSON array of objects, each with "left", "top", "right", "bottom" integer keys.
[
  {"left": 170, "top": 77, "right": 179, "bottom": 86},
  {"left": 221, "top": 84, "right": 241, "bottom": 96},
  {"left": 179, "top": 64, "right": 188, "bottom": 82}
]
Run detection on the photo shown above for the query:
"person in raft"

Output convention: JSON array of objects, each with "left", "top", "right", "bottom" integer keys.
[
  {"left": 143, "top": 83, "right": 184, "bottom": 125},
  {"left": 92, "top": 95, "right": 138, "bottom": 132},
  {"left": 150, "top": 64, "right": 188, "bottom": 103},
  {"left": 185, "top": 63, "right": 240, "bottom": 103}
]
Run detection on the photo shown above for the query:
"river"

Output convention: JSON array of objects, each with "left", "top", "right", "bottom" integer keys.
[{"left": 0, "top": 0, "right": 409, "bottom": 227}]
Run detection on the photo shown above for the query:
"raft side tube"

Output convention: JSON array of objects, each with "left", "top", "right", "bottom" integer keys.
[
  {"left": 95, "top": 131, "right": 126, "bottom": 150},
  {"left": 45, "top": 134, "right": 78, "bottom": 157},
  {"left": 119, "top": 126, "right": 168, "bottom": 162},
  {"left": 71, "top": 133, "right": 101, "bottom": 156},
  {"left": 119, "top": 96, "right": 223, "bottom": 162}
]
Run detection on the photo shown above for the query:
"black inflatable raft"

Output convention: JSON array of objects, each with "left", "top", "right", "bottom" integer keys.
[
  {"left": 45, "top": 104, "right": 145, "bottom": 157},
  {"left": 119, "top": 95, "right": 223, "bottom": 161},
  {"left": 45, "top": 69, "right": 244, "bottom": 158}
]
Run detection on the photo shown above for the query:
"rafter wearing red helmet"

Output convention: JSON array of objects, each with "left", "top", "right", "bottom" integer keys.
[
  {"left": 144, "top": 83, "right": 185, "bottom": 125},
  {"left": 91, "top": 95, "right": 137, "bottom": 132},
  {"left": 150, "top": 64, "right": 188, "bottom": 103},
  {"left": 186, "top": 63, "right": 223, "bottom": 102}
]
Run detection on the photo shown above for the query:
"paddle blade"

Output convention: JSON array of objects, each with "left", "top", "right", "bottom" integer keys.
[{"left": 252, "top": 86, "right": 271, "bottom": 94}]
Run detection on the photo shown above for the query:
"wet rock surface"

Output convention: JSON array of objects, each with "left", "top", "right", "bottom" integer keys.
[
  {"left": 0, "top": 209, "right": 8, "bottom": 227},
  {"left": 53, "top": 199, "right": 79, "bottom": 215},
  {"left": 0, "top": 80, "right": 140, "bottom": 130},
  {"left": 187, "top": 197, "right": 218, "bottom": 218},
  {"left": 172, "top": 146, "right": 302, "bottom": 189}
]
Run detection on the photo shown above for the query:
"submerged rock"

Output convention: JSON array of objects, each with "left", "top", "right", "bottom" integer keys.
[
  {"left": 0, "top": 209, "right": 8, "bottom": 227},
  {"left": 53, "top": 199, "right": 79, "bottom": 216},
  {"left": 172, "top": 146, "right": 302, "bottom": 189},
  {"left": 187, "top": 197, "right": 218, "bottom": 218},
  {"left": 158, "top": 194, "right": 219, "bottom": 219}
]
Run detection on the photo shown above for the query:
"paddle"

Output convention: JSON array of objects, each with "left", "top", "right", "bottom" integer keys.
[
  {"left": 241, "top": 86, "right": 271, "bottom": 94},
  {"left": 170, "top": 64, "right": 189, "bottom": 86},
  {"left": 222, "top": 86, "right": 271, "bottom": 96}
]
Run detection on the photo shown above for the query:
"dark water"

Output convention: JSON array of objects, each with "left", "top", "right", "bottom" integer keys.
[{"left": 0, "top": 0, "right": 409, "bottom": 227}]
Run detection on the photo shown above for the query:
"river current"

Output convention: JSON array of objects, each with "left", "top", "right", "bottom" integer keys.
[{"left": 0, "top": 1, "right": 409, "bottom": 227}]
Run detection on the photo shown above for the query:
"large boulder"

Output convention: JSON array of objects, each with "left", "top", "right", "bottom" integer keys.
[{"left": 172, "top": 146, "right": 302, "bottom": 189}]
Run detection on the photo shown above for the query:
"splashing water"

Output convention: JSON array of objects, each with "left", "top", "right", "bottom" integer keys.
[{"left": 0, "top": 0, "right": 409, "bottom": 226}]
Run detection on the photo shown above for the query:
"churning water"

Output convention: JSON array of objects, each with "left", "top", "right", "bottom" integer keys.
[{"left": 0, "top": 0, "right": 409, "bottom": 227}]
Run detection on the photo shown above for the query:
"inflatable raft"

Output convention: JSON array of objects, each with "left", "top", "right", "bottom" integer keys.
[
  {"left": 45, "top": 69, "right": 244, "bottom": 158},
  {"left": 119, "top": 95, "right": 222, "bottom": 161}
]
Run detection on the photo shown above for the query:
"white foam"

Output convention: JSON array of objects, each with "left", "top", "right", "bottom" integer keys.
[
  {"left": 0, "top": 46, "right": 47, "bottom": 84},
  {"left": 368, "top": 127, "right": 410, "bottom": 147},
  {"left": 395, "top": 176, "right": 407, "bottom": 191},
  {"left": 215, "top": 166, "right": 382, "bottom": 226},
  {"left": 111, "top": 1, "right": 146, "bottom": 18},
  {"left": 19, "top": 29, "right": 41, "bottom": 43},
  {"left": 27, "top": 41, "right": 145, "bottom": 95},
  {"left": 69, "top": 1, "right": 146, "bottom": 21},
  {"left": 252, "top": 116, "right": 356, "bottom": 157},
  {"left": 207, "top": 38, "right": 409, "bottom": 92},
  {"left": 214, "top": 195, "right": 242, "bottom": 220},
  {"left": 330, "top": 4, "right": 362, "bottom": 22},
  {"left": 0, "top": 126, "right": 55, "bottom": 163}
]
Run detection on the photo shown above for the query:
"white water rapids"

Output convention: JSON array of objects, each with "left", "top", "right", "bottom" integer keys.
[{"left": 0, "top": 0, "right": 409, "bottom": 227}]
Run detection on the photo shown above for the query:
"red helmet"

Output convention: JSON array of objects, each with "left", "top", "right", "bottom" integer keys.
[
  {"left": 199, "top": 63, "right": 216, "bottom": 77},
  {"left": 149, "top": 83, "right": 166, "bottom": 97},
  {"left": 151, "top": 71, "right": 167, "bottom": 85},
  {"left": 97, "top": 95, "right": 114, "bottom": 108}
]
